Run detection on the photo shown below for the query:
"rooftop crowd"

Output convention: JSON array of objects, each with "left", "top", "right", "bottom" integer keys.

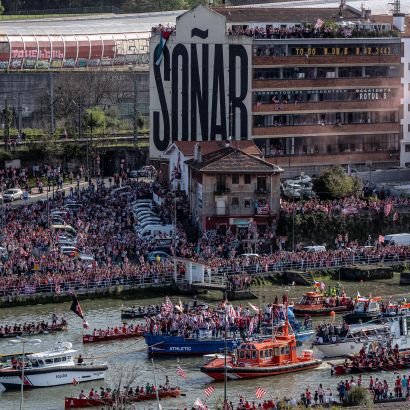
[{"left": 0, "top": 176, "right": 409, "bottom": 298}]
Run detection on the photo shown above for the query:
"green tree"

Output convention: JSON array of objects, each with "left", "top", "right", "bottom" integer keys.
[
  {"left": 0, "top": 1, "right": 4, "bottom": 14},
  {"left": 314, "top": 166, "right": 362, "bottom": 199},
  {"left": 83, "top": 107, "right": 106, "bottom": 135}
]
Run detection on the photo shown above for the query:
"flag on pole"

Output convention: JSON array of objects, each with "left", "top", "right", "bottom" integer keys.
[
  {"left": 248, "top": 302, "right": 260, "bottom": 313},
  {"left": 314, "top": 18, "right": 324, "bottom": 29},
  {"left": 154, "top": 30, "right": 173, "bottom": 66},
  {"left": 176, "top": 365, "right": 186, "bottom": 379},
  {"left": 255, "top": 387, "right": 266, "bottom": 400},
  {"left": 70, "top": 294, "right": 84, "bottom": 319},
  {"left": 163, "top": 296, "right": 174, "bottom": 314},
  {"left": 378, "top": 235, "right": 385, "bottom": 244},
  {"left": 82, "top": 320, "right": 89, "bottom": 329},
  {"left": 203, "top": 386, "right": 215, "bottom": 398}
]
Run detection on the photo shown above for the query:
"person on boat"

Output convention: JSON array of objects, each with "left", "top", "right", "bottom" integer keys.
[
  {"left": 79, "top": 390, "right": 86, "bottom": 399},
  {"left": 89, "top": 388, "right": 95, "bottom": 399},
  {"left": 77, "top": 355, "right": 84, "bottom": 365}
]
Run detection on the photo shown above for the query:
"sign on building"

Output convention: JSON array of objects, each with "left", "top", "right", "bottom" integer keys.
[{"left": 149, "top": 5, "right": 252, "bottom": 158}]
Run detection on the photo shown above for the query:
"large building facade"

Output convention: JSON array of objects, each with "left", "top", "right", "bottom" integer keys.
[{"left": 150, "top": 5, "right": 403, "bottom": 173}]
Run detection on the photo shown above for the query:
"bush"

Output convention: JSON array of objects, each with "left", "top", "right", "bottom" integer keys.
[{"left": 344, "top": 386, "right": 372, "bottom": 407}]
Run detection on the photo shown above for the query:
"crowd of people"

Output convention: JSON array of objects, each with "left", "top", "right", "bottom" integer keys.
[
  {"left": 90, "top": 323, "right": 144, "bottom": 337},
  {"left": 0, "top": 317, "right": 67, "bottom": 337},
  {"left": 0, "top": 172, "right": 410, "bottom": 299}
]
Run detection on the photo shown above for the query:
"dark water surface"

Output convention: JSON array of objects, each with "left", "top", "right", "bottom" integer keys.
[{"left": 1, "top": 276, "right": 409, "bottom": 410}]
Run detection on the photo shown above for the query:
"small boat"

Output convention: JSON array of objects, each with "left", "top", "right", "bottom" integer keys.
[
  {"left": 0, "top": 322, "right": 68, "bottom": 338},
  {"left": 82, "top": 326, "right": 145, "bottom": 344},
  {"left": 0, "top": 342, "right": 107, "bottom": 389},
  {"left": 200, "top": 321, "right": 322, "bottom": 380},
  {"left": 144, "top": 331, "right": 240, "bottom": 356},
  {"left": 64, "top": 387, "right": 181, "bottom": 408},
  {"left": 343, "top": 297, "right": 382, "bottom": 325},
  {"left": 313, "top": 322, "right": 392, "bottom": 358},
  {"left": 121, "top": 305, "right": 161, "bottom": 319},
  {"left": 293, "top": 291, "right": 354, "bottom": 317}
]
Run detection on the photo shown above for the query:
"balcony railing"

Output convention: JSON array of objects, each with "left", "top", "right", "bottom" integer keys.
[
  {"left": 214, "top": 184, "right": 230, "bottom": 195},
  {"left": 255, "top": 184, "right": 269, "bottom": 194}
]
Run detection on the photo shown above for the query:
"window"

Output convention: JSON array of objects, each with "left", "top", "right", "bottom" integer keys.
[
  {"left": 244, "top": 199, "right": 251, "bottom": 208},
  {"left": 54, "top": 357, "right": 61, "bottom": 363},
  {"left": 232, "top": 174, "right": 239, "bottom": 184},
  {"left": 231, "top": 197, "right": 239, "bottom": 207},
  {"left": 405, "top": 145, "right": 410, "bottom": 153},
  {"left": 244, "top": 174, "right": 251, "bottom": 184}
]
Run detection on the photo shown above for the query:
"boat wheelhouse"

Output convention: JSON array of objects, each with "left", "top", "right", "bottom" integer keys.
[{"left": 343, "top": 297, "right": 381, "bottom": 324}]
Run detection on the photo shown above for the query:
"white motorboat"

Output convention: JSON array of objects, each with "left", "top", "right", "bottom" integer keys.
[
  {"left": 0, "top": 341, "right": 107, "bottom": 390},
  {"left": 313, "top": 315, "right": 410, "bottom": 358}
]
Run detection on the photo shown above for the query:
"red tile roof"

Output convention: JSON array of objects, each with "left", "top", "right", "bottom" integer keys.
[{"left": 171, "top": 140, "right": 262, "bottom": 156}]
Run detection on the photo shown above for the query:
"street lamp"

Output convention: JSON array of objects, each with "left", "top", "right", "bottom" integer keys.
[{"left": 9, "top": 337, "right": 41, "bottom": 410}]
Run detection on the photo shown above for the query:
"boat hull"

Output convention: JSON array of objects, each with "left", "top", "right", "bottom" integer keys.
[
  {"left": 293, "top": 305, "right": 351, "bottom": 317},
  {"left": 83, "top": 331, "right": 144, "bottom": 344},
  {"left": 144, "top": 334, "right": 239, "bottom": 356},
  {"left": 342, "top": 312, "right": 379, "bottom": 325},
  {"left": 64, "top": 389, "right": 181, "bottom": 408},
  {"left": 314, "top": 341, "right": 366, "bottom": 358},
  {"left": 0, "top": 365, "right": 107, "bottom": 389},
  {"left": 200, "top": 360, "right": 322, "bottom": 380}
]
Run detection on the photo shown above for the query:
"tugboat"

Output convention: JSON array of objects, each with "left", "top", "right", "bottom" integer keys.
[
  {"left": 342, "top": 296, "right": 381, "bottom": 325},
  {"left": 293, "top": 291, "right": 354, "bottom": 317},
  {"left": 200, "top": 321, "right": 322, "bottom": 380},
  {"left": 0, "top": 342, "right": 107, "bottom": 389}
]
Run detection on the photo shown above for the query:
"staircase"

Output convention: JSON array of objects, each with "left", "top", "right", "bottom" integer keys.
[{"left": 284, "top": 270, "right": 314, "bottom": 286}]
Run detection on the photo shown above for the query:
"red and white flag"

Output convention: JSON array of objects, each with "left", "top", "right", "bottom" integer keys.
[
  {"left": 176, "top": 365, "right": 186, "bottom": 379},
  {"left": 384, "top": 202, "right": 392, "bottom": 217},
  {"left": 255, "top": 387, "right": 266, "bottom": 400},
  {"left": 163, "top": 296, "right": 174, "bottom": 314},
  {"left": 204, "top": 386, "right": 215, "bottom": 398},
  {"left": 72, "top": 378, "right": 79, "bottom": 385},
  {"left": 248, "top": 302, "right": 260, "bottom": 313}
]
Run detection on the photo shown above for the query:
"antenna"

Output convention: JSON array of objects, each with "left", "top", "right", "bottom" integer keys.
[{"left": 388, "top": 0, "right": 400, "bottom": 14}]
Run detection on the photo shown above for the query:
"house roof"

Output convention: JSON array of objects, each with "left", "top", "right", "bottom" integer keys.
[
  {"left": 214, "top": 6, "right": 363, "bottom": 24},
  {"left": 166, "top": 140, "right": 262, "bottom": 157},
  {"left": 187, "top": 146, "right": 283, "bottom": 174}
]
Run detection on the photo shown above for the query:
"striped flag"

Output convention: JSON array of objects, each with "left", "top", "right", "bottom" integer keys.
[
  {"left": 176, "top": 365, "right": 186, "bottom": 379},
  {"left": 255, "top": 387, "right": 266, "bottom": 400},
  {"left": 163, "top": 296, "right": 173, "bottom": 314},
  {"left": 204, "top": 386, "right": 215, "bottom": 398},
  {"left": 154, "top": 30, "right": 173, "bottom": 66},
  {"left": 248, "top": 302, "right": 260, "bottom": 313}
]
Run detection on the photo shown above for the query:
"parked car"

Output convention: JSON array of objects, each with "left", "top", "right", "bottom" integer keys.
[
  {"left": 284, "top": 175, "right": 312, "bottom": 185},
  {"left": 2, "top": 188, "right": 23, "bottom": 202},
  {"left": 302, "top": 245, "right": 326, "bottom": 253},
  {"left": 59, "top": 245, "right": 80, "bottom": 256},
  {"left": 147, "top": 251, "right": 171, "bottom": 262}
]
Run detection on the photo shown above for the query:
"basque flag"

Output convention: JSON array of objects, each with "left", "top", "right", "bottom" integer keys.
[
  {"left": 70, "top": 294, "right": 84, "bottom": 319},
  {"left": 203, "top": 386, "right": 215, "bottom": 398},
  {"left": 255, "top": 387, "right": 266, "bottom": 400},
  {"left": 154, "top": 30, "right": 173, "bottom": 66}
]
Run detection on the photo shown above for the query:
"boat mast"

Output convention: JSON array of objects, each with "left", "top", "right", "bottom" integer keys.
[{"left": 151, "top": 358, "right": 162, "bottom": 410}]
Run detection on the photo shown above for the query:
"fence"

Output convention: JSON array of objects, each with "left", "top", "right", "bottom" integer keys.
[{"left": 1, "top": 253, "right": 408, "bottom": 302}]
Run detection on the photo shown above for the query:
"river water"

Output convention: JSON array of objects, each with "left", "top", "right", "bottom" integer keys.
[{"left": 1, "top": 276, "right": 409, "bottom": 410}]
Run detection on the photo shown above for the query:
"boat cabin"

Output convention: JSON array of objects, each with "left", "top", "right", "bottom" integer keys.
[
  {"left": 236, "top": 326, "right": 297, "bottom": 366},
  {"left": 27, "top": 349, "right": 76, "bottom": 368},
  {"left": 297, "top": 292, "right": 323, "bottom": 306},
  {"left": 353, "top": 298, "right": 381, "bottom": 314}
]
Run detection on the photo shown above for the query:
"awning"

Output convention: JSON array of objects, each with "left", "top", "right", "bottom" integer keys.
[{"left": 229, "top": 218, "right": 253, "bottom": 226}]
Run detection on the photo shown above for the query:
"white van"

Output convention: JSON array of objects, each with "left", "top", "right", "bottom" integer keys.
[
  {"left": 51, "top": 224, "right": 77, "bottom": 238},
  {"left": 138, "top": 225, "right": 175, "bottom": 240},
  {"left": 303, "top": 245, "right": 326, "bottom": 253},
  {"left": 383, "top": 233, "right": 410, "bottom": 246}
]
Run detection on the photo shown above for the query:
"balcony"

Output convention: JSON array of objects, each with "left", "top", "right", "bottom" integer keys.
[
  {"left": 255, "top": 184, "right": 270, "bottom": 195},
  {"left": 214, "top": 184, "right": 230, "bottom": 195},
  {"left": 252, "top": 99, "right": 401, "bottom": 114},
  {"left": 252, "top": 77, "right": 401, "bottom": 90},
  {"left": 252, "top": 54, "right": 401, "bottom": 66},
  {"left": 253, "top": 122, "right": 400, "bottom": 137}
]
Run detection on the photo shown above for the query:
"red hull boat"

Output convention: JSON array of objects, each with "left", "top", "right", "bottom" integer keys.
[
  {"left": 82, "top": 328, "right": 144, "bottom": 344},
  {"left": 201, "top": 321, "right": 321, "bottom": 381},
  {"left": 65, "top": 388, "right": 181, "bottom": 408}
]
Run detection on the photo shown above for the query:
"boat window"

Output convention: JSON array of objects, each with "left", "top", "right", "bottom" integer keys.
[
  {"left": 265, "top": 350, "right": 270, "bottom": 358},
  {"left": 280, "top": 347, "right": 285, "bottom": 355},
  {"left": 269, "top": 349, "right": 273, "bottom": 357},
  {"left": 45, "top": 359, "right": 53, "bottom": 364},
  {"left": 54, "top": 357, "right": 61, "bottom": 363},
  {"left": 252, "top": 351, "right": 257, "bottom": 359},
  {"left": 285, "top": 346, "right": 290, "bottom": 354},
  {"left": 259, "top": 351, "right": 264, "bottom": 359},
  {"left": 31, "top": 360, "right": 39, "bottom": 368},
  {"left": 274, "top": 348, "right": 279, "bottom": 356},
  {"left": 62, "top": 357, "right": 66, "bottom": 362},
  {"left": 246, "top": 351, "right": 251, "bottom": 359},
  {"left": 38, "top": 360, "right": 44, "bottom": 366},
  {"left": 239, "top": 351, "right": 245, "bottom": 359}
]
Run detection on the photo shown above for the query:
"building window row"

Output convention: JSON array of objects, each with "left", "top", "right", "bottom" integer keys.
[
  {"left": 254, "top": 111, "right": 398, "bottom": 128},
  {"left": 253, "top": 43, "right": 401, "bottom": 57},
  {"left": 254, "top": 88, "right": 396, "bottom": 105},
  {"left": 255, "top": 134, "right": 399, "bottom": 157},
  {"left": 253, "top": 66, "right": 400, "bottom": 80}
]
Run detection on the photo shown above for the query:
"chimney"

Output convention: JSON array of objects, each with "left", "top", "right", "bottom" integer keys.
[
  {"left": 194, "top": 143, "right": 202, "bottom": 162},
  {"left": 393, "top": 13, "right": 406, "bottom": 32}
]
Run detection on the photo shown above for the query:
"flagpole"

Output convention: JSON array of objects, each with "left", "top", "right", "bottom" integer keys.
[{"left": 151, "top": 358, "right": 161, "bottom": 410}]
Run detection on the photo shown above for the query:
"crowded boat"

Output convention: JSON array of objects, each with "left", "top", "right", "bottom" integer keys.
[
  {"left": 83, "top": 323, "right": 145, "bottom": 343},
  {"left": 0, "top": 316, "right": 67, "bottom": 338}
]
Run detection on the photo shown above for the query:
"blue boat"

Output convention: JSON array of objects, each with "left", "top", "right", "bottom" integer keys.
[{"left": 144, "top": 332, "right": 240, "bottom": 357}]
